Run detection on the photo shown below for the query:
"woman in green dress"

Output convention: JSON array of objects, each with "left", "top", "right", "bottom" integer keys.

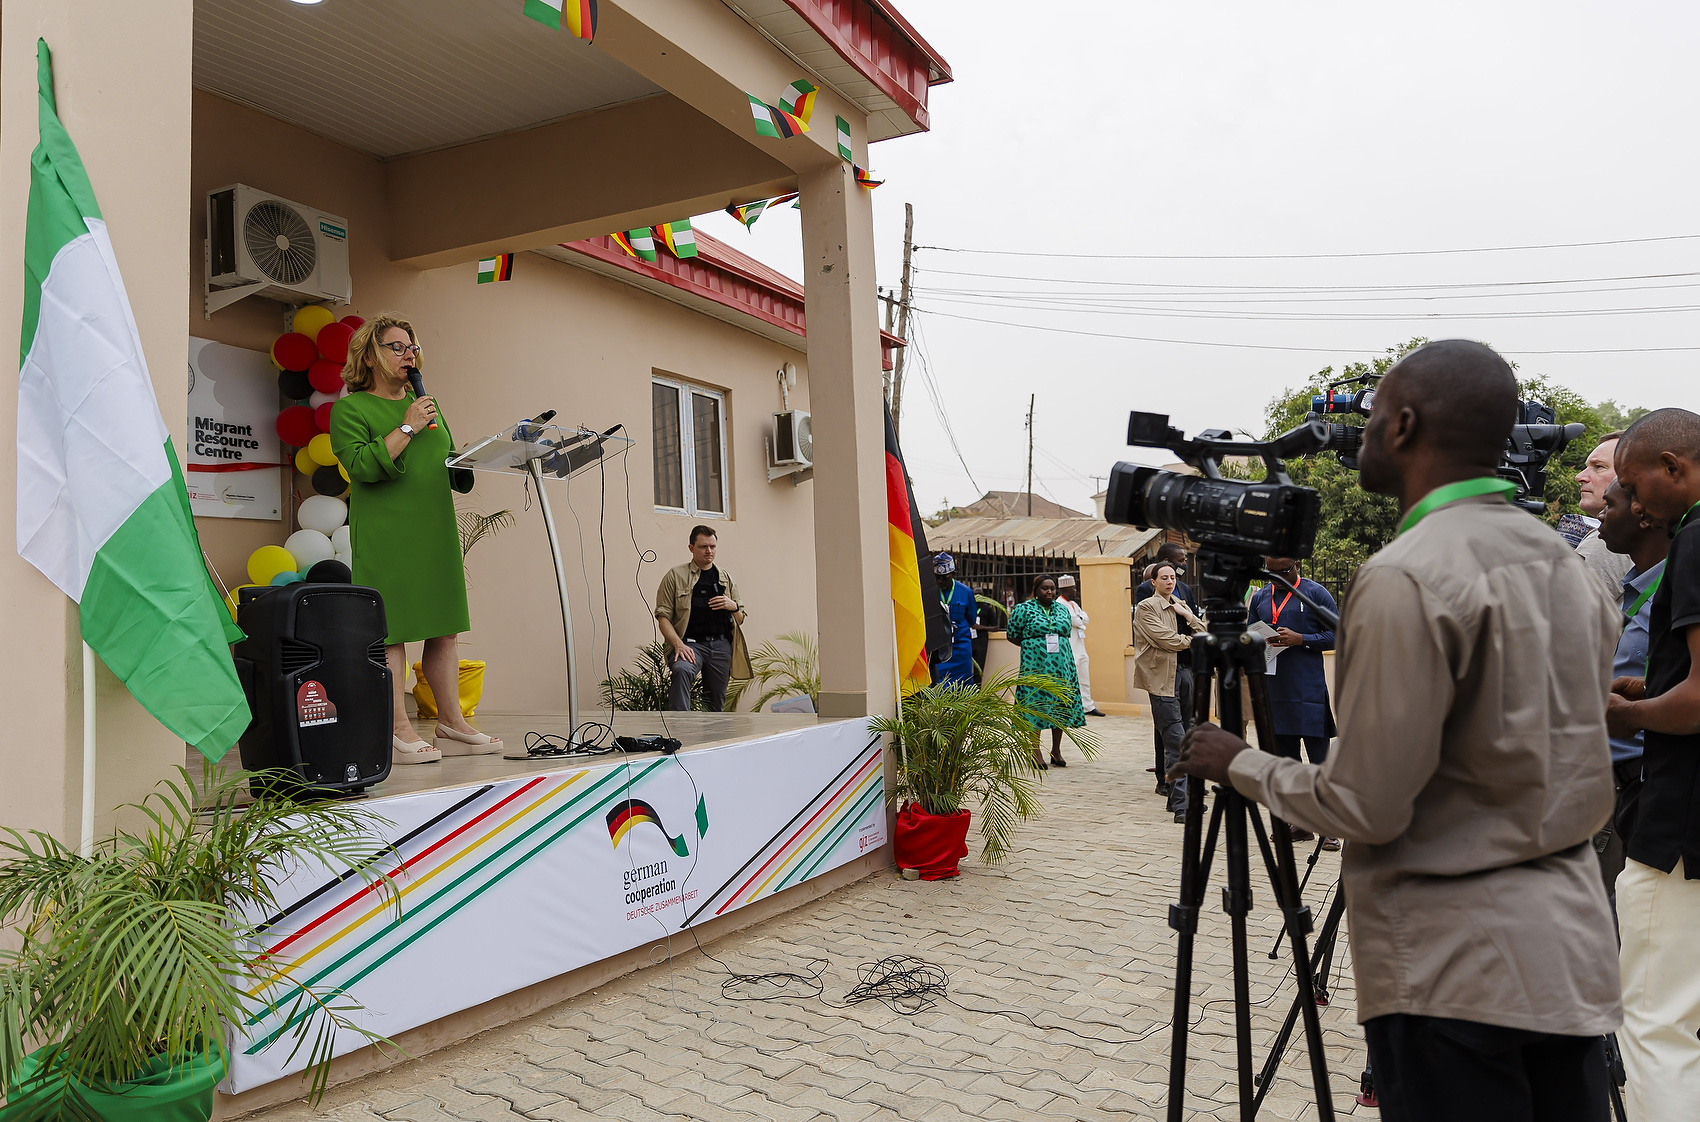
[
  {"left": 330, "top": 314, "right": 502, "bottom": 765},
  {"left": 1004, "top": 575, "right": 1085, "bottom": 769}
]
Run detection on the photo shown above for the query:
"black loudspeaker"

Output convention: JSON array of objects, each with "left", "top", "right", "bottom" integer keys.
[{"left": 233, "top": 584, "right": 392, "bottom": 795}]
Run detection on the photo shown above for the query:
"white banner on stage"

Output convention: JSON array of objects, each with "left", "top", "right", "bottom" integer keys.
[{"left": 224, "top": 719, "right": 884, "bottom": 1092}]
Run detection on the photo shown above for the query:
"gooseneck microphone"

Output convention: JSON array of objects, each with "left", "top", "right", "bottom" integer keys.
[{"left": 402, "top": 365, "right": 437, "bottom": 430}]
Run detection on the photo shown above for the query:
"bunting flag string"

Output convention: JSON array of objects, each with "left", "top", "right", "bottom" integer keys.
[
  {"left": 779, "top": 80, "right": 818, "bottom": 125},
  {"left": 655, "top": 219, "right": 699, "bottom": 259},
  {"left": 611, "top": 228, "right": 657, "bottom": 263},
  {"left": 725, "top": 192, "right": 799, "bottom": 229},
  {"left": 852, "top": 165, "right": 884, "bottom": 190},
  {"left": 476, "top": 254, "right": 515, "bottom": 283},
  {"left": 522, "top": 0, "right": 597, "bottom": 41},
  {"left": 835, "top": 116, "right": 853, "bottom": 162},
  {"left": 746, "top": 92, "right": 809, "bottom": 139}
]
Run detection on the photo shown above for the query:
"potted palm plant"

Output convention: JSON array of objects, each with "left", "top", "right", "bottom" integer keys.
[
  {"left": 871, "top": 670, "right": 1097, "bottom": 879},
  {"left": 0, "top": 765, "right": 400, "bottom": 1122}
]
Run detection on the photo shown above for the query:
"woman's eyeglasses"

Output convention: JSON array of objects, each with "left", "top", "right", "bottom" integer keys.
[{"left": 379, "top": 341, "right": 421, "bottom": 357}]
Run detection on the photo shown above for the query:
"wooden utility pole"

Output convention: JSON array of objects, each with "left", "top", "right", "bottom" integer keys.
[
  {"left": 880, "top": 287, "right": 895, "bottom": 404},
  {"left": 1025, "top": 393, "right": 1035, "bottom": 517},
  {"left": 890, "top": 203, "right": 915, "bottom": 442}
]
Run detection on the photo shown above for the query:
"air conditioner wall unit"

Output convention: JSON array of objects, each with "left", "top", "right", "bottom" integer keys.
[
  {"left": 772, "top": 409, "right": 813, "bottom": 467},
  {"left": 204, "top": 183, "right": 351, "bottom": 317}
]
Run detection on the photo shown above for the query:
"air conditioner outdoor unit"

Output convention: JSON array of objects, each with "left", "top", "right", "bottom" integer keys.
[
  {"left": 204, "top": 184, "right": 351, "bottom": 317},
  {"left": 772, "top": 410, "right": 813, "bottom": 467}
]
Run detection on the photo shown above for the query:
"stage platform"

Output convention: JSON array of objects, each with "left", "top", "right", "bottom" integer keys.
[{"left": 195, "top": 710, "right": 837, "bottom": 801}]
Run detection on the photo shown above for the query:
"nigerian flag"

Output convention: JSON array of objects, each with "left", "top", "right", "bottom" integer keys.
[{"left": 16, "top": 40, "right": 248, "bottom": 761}]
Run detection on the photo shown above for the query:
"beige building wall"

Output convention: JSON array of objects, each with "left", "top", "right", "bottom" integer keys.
[{"left": 188, "top": 93, "right": 821, "bottom": 715}]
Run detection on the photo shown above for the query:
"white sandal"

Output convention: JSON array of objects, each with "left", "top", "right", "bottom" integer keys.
[
  {"left": 393, "top": 734, "right": 442, "bottom": 765},
  {"left": 434, "top": 724, "right": 503, "bottom": 756}
]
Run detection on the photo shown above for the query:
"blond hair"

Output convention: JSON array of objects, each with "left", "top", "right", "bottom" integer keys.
[{"left": 341, "top": 313, "right": 420, "bottom": 392}]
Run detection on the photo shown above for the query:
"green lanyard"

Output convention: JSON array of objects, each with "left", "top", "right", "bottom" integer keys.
[
  {"left": 1625, "top": 573, "right": 1662, "bottom": 622},
  {"left": 1397, "top": 477, "right": 1517, "bottom": 535}
]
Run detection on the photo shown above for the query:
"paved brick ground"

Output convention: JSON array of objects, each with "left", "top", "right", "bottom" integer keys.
[{"left": 256, "top": 716, "right": 1370, "bottom": 1122}]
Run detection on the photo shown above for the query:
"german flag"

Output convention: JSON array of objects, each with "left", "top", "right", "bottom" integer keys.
[
  {"left": 886, "top": 404, "right": 930, "bottom": 693},
  {"left": 606, "top": 798, "right": 689, "bottom": 856}
]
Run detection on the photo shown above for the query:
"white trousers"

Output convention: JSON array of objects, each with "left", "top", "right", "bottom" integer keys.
[
  {"left": 1619, "top": 857, "right": 1700, "bottom": 1122},
  {"left": 1072, "top": 645, "right": 1094, "bottom": 712}
]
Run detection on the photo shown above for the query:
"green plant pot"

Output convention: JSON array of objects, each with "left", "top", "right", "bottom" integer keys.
[{"left": 2, "top": 1046, "right": 225, "bottom": 1122}]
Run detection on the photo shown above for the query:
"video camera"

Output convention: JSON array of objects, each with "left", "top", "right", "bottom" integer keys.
[
  {"left": 1305, "top": 372, "right": 1585, "bottom": 514},
  {"left": 1104, "top": 413, "right": 1328, "bottom": 561}
]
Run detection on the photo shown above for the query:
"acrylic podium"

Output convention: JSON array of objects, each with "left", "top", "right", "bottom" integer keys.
[{"left": 446, "top": 417, "right": 633, "bottom": 747}]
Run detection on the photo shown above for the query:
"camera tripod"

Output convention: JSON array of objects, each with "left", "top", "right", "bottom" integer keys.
[{"left": 1166, "top": 551, "right": 1335, "bottom": 1122}]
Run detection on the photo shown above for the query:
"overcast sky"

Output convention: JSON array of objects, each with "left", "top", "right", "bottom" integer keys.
[{"left": 694, "top": 1, "right": 1700, "bottom": 516}]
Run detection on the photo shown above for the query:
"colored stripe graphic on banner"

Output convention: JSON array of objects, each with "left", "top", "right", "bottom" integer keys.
[
  {"left": 719, "top": 752, "right": 883, "bottom": 913},
  {"left": 255, "top": 778, "right": 547, "bottom": 960},
  {"left": 246, "top": 759, "right": 675, "bottom": 1049},
  {"left": 246, "top": 773, "right": 575, "bottom": 996},
  {"left": 836, "top": 116, "right": 853, "bottom": 161},
  {"left": 477, "top": 254, "right": 514, "bottom": 283},
  {"left": 683, "top": 735, "right": 880, "bottom": 925},
  {"left": 607, "top": 798, "right": 689, "bottom": 856}
]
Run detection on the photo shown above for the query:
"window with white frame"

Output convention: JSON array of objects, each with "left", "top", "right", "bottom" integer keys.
[{"left": 651, "top": 376, "right": 728, "bottom": 517}]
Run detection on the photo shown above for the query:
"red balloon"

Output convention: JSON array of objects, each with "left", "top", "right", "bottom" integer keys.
[
  {"left": 314, "top": 401, "right": 336, "bottom": 433},
  {"left": 308, "top": 359, "right": 345, "bottom": 395},
  {"left": 339, "top": 315, "right": 365, "bottom": 330},
  {"left": 316, "top": 322, "right": 354, "bottom": 365},
  {"left": 273, "top": 332, "right": 318, "bottom": 372},
  {"left": 276, "top": 405, "right": 318, "bottom": 448}
]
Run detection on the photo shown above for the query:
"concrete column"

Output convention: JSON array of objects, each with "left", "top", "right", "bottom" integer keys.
[
  {"left": 800, "top": 162, "right": 891, "bottom": 719},
  {"left": 0, "top": 2, "right": 197, "bottom": 838},
  {"left": 1078, "top": 556, "right": 1137, "bottom": 713}
]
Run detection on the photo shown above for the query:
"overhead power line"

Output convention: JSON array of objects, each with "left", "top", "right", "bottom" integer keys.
[
  {"left": 911, "top": 279, "right": 1700, "bottom": 306},
  {"left": 911, "top": 306, "right": 1700, "bottom": 356},
  {"left": 914, "top": 233, "right": 1700, "bottom": 262},
  {"left": 914, "top": 266, "right": 1700, "bottom": 293},
  {"left": 910, "top": 293, "right": 1700, "bottom": 322}
]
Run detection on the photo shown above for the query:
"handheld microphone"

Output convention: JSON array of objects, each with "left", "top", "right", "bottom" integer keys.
[{"left": 403, "top": 365, "right": 437, "bottom": 429}]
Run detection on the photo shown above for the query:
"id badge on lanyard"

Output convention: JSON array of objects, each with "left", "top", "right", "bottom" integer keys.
[{"left": 1046, "top": 634, "right": 1060, "bottom": 654}]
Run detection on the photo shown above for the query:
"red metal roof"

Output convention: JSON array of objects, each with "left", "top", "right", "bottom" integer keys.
[
  {"left": 561, "top": 230, "right": 904, "bottom": 369},
  {"left": 782, "top": 0, "right": 953, "bottom": 131}
]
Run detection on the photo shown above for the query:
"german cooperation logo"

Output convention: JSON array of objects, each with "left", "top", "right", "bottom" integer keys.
[{"left": 607, "top": 796, "right": 708, "bottom": 921}]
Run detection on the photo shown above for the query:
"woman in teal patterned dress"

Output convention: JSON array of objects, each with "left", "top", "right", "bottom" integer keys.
[{"left": 1005, "top": 575, "right": 1085, "bottom": 769}]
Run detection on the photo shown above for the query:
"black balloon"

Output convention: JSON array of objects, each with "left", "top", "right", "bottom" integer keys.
[
  {"left": 311, "top": 465, "right": 348, "bottom": 497},
  {"left": 278, "top": 369, "right": 313, "bottom": 400},
  {"left": 304, "top": 559, "right": 351, "bottom": 584}
]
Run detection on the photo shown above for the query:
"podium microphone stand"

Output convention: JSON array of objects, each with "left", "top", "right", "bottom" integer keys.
[{"left": 447, "top": 418, "right": 634, "bottom": 745}]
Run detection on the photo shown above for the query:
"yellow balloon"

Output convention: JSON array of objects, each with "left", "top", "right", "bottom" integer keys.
[
  {"left": 247, "top": 545, "right": 298, "bottom": 587},
  {"left": 336, "top": 459, "right": 349, "bottom": 481},
  {"left": 294, "top": 447, "right": 317, "bottom": 476},
  {"left": 268, "top": 338, "right": 284, "bottom": 370},
  {"left": 223, "top": 583, "right": 262, "bottom": 620},
  {"left": 291, "top": 304, "right": 336, "bottom": 340},
  {"left": 307, "top": 432, "right": 338, "bottom": 467}
]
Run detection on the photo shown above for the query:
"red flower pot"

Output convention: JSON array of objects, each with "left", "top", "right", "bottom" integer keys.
[{"left": 895, "top": 803, "right": 971, "bottom": 879}]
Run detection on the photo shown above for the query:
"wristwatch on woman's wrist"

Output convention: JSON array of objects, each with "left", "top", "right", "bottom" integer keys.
[{"left": 399, "top": 423, "right": 416, "bottom": 437}]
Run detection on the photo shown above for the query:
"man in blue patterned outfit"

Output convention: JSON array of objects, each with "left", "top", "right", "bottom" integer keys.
[{"left": 931, "top": 552, "right": 978, "bottom": 686}]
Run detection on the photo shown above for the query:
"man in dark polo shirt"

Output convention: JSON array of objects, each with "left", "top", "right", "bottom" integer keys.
[{"left": 1606, "top": 407, "right": 1700, "bottom": 1121}]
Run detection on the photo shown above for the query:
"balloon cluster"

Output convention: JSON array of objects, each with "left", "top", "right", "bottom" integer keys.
[
  {"left": 272, "top": 305, "right": 363, "bottom": 500},
  {"left": 240, "top": 306, "right": 364, "bottom": 613}
]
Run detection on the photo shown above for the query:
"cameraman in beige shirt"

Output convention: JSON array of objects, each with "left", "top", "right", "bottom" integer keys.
[{"left": 1171, "top": 340, "right": 1620, "bottom": 1122}]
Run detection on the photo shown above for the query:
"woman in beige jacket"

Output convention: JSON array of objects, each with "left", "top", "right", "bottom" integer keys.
[{"left": 1134, "top": 561, "right": 1204, "bottom": 821}]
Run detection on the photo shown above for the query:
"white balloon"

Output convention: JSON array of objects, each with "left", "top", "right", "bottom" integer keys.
[
  {"left": 310, "top": 390, "right": 337, "bottom": 409},
  {"left": 297, "top": 495, "right": 348, "bottom": 534},
  {"left": 285, "top": 528, "right": 335, "bottom": 568},
  {"left": 331, "top": 525, "right": 351, "bottom": 553}
]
